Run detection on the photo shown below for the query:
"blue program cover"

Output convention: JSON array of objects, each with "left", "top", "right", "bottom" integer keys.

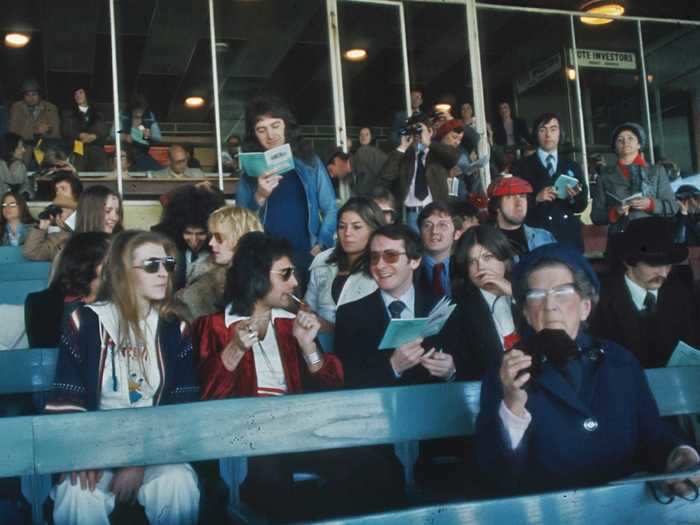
[
  {"left": 239, "top": 143, "right": 294, "bottom": 178},
  {"left": 553, "top": 172, "right": 579, "bottom": 199}
]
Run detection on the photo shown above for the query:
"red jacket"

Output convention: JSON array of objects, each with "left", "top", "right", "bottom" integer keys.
[{"left": 193, "top": 312, "right": 343, "bottom": 400}]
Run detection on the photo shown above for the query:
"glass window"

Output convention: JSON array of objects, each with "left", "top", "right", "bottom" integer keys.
[
  {"left": 643, "top": 22, "right": 700, "bottom": 177},
  {"left": 214, "top": 0, "right": 334, "bottom": 166},
  {"left": 115, "top": 0, "right": 217, "bottom": 199},
  {"left": 1, "top": 0, "right": 115, "bottom": 199},
  {"left": 575, "top": 18, "right": 645, "bottom": 160},
  {"left": 477, "top": 9, "right": 583, "bottom": 171},
  {"left": 338, "top": 1, "right": 406, "bottom": 151}
]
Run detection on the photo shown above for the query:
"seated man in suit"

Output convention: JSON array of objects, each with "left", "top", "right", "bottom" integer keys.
[
  {"left": 417, "top": 202, "right": 459, "bottom": 298},
  {"left": 335, "top": 223, "right": 456, "bottom": 388},
  {"left": 590, "top": 217, "right": 699, "bottom": 368},
  {"left": 487, "top": 175, "right": 556, "bottom": 257},
  {"left": 513, "top": 112, "right": 588, "bottom": 251}
]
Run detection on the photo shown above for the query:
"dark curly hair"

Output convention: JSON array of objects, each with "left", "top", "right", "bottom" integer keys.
[
  {"left": 51, "top": 232, "right": 111, "bottom": 297},
  {"left": 243, "top": 94, "right": 314, "bottom": 164},
  {"left": 224, "top": 232, "right": 294, "bottom": 316},
  {"left": 152, "top": 185, "right": 226, "bottom": 251}
]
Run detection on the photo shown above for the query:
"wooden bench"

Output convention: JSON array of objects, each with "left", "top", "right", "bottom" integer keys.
[
  {"left": 0, "top": 280, "right": 47, "bottom": 305},
  {"left": 0, "top": 246, "right": 26, "bottom": 264},
  {"left": 0, "top": 347, "right": 698, "bottom": 524},
  {"left": 0, "top": 262, "right": 51, "bottom": 283}
]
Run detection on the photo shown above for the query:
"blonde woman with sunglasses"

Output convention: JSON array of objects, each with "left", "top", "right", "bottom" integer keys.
[
  {"left": 46, "top": 230, "right": 200, "bottom": 525},
  {"left": 170, "top": 205, "right": 263, "bottom": 323}
]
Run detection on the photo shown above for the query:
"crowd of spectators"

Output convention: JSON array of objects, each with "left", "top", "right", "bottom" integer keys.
[{"left": 2, "top": 85, "right": 700, "bottom": 525}]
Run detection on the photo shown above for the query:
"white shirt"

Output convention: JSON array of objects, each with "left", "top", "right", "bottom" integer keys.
[
  {"left": 90, "top": 303, "right": 162, "bottom": 410},
  {"left": 224, "top": 307, "right": 296, "bottom": 396},
  {"left": 479, "top": 289, "right": 515, "bottom": 349},
  {"left": 624, "top": 274, "right": 658, "bottom": 312},
  {"left": 380, "top": 286, "right": 416, "bottom": 320},
  {"left": 403, "top": 146, "right": 433, "bottom": 208}
]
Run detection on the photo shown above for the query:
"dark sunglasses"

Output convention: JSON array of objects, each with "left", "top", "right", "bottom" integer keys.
[
  {"left": 134, "top": 256, "right": 176, "bottom": 274},
  {"left": 271, "top": 266, "right": 297, "bottom": 281},
  {"left": 370, "top": 250, "right": 406, "bottom": 265}
]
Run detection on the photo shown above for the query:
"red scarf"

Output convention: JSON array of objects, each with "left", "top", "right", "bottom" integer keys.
[{"left": 617, "top": 153, "right": 646, "bottom": 179}]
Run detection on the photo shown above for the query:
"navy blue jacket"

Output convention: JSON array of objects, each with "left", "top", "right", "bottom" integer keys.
[
  {"left": 513, "top": 153, "right": 588, "bottom": 251},
  {"left": 475, "top": 333, "right": 682, "bottom": 492},
  {"left": 46, "top": 306, "right": 199, "bottom": 413}
]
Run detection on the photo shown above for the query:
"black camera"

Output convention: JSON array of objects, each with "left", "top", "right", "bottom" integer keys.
[
  {"left": 38, "top": 204, "right": 63, "bottom": 221},
  {"left": 399, "top": 123, "right": 423, "bottom": 136}
]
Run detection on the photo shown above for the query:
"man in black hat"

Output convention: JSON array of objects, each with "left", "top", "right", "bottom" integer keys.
[
  {"left": 674, "top": 184, "right": 700, "bottom": 245},
  {"left": 590, "top": 217, "right": 700, "bottom": 368}
]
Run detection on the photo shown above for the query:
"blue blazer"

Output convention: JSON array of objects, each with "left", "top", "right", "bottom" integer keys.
[{"left": 475, "top": 333, "right": 682, "bottom": 492}]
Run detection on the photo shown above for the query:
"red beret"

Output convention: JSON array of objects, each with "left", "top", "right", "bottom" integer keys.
[
  {"left": 487, "top": 175, "right": 533, "bottom": 198},
  {"left": 435, "top": 119, "right": 465, "bottom": 141}
]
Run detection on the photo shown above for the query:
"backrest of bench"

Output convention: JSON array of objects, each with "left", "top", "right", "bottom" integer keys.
[
  {"left": 0, "top": 246, "right": 25, "bottom": 264},
  {"left": 0, "top": 262, "right": 51, "bottom": 282},
  {"left": 0, "top": 348, "right": 57, "bottom": 394},
  {"left": 0, "top": 279, "right": 46, "bottom": 304}
]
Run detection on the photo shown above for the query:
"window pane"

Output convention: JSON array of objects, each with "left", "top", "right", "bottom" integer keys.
[
  {"left": 214, "top": 0, "right": 334, "bottom": 165},
  {"left": 478, "top": 10, "right": 583, "bottom": 171},
  {"left": 115, "top": 0, "right": 217, "bottom": 199},
  {"left": 643, "top": 22, "right": 700, "bottom": 176},
  {"left": 338, "top": 1, "right": 405, "bottom": 151},
  {"left": 1, "top": 0, "right": 115, "bottom": 200},
  {"left": 575, "top": 18, "right": 644, "bottom": 159}
]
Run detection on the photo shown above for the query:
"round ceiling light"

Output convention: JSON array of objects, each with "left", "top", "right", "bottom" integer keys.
[
  {"left": 5, "top": 33, "right": 31, "bottom": 48},
  {"left": 580, "top": 1, "right": 625, "bottom": 25},
  {"left": 344, "top": 49, "right": 367, "bottom": 62},
  {"left": 185, "top": 96, "right": 206, "bottom": 108}
]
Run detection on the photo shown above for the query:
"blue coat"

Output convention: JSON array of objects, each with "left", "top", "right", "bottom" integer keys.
[
  {"left": 475, "top": 333, "right": 682, "bottom": 492},
  {"left": 236, "top": 155, "right": 337, "bottom": 250}
]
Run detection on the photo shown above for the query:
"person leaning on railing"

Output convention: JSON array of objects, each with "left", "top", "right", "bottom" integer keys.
[
  {"left": 475, "top": 243, "right": 700, "bottom": 496},
  {"left": 45, "top": 230, "right": 200, "bottom": 525}
]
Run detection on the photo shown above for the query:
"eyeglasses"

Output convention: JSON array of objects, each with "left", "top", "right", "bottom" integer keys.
[
  {"left": 1, "top": 202, "right": 18, "bottom": 208},
  {"left": 133, "top": 256, "right": 176, "bottom": 274},
  {"left": 525, "top": 283, "right": 578, "bottom": 304},
  {"left": 370, "top": 250, "right": 406, "bottom": 265},
  {"left": 271, "top": 266, "right": 297, "bottom": 281}
]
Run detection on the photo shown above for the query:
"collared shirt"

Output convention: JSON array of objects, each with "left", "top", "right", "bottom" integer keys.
[
  {"left": 624, "top": 274, "right": 659, "bottom": 312},
  {"left": 537, "top": 148, "right": 558, "bottom": 175},
  {"left": 380, "top": 286, "right": 416, "bottom": 320},
  {"left": 479, "top": 288, "right": 515, "bottom": 349},
  {"left": 423, "top": 255, "right": 451, "bottom": 297},
  {"left": 404, "top": 145, "right": 433, "bottom": 208},
  {"left": 224, "top": 306, "right": 296, "bottom": 396}
]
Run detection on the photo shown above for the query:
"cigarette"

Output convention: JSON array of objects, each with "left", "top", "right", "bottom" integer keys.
[{"left": 290, "top": 294, "right": 306, "bottom": 308}]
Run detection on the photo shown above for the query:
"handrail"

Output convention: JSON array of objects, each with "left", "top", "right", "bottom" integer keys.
[{"left": 0, "top": 366, "right": 697, "bottom": 478}]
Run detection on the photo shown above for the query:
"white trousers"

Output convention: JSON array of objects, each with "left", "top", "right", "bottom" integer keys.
[{"left": 51, "top": 463, "right": 199, "bottom": 525}]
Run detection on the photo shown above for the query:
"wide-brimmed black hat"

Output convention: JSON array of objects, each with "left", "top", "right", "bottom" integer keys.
[{"left": 620, "top": 217, "right": 688, "bottom": 266}]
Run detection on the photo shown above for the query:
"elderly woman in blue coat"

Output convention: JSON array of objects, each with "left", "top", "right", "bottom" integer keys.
[{"left": 475, "top": 243, "right": 699, "bottom": 495}]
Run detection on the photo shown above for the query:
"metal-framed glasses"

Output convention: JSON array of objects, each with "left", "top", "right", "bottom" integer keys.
[
  {"left": 525, "top": 283, "right": 578, "bottom": 304},
  {"left": 133, "top": 256, "right": 176, "bottom": 274},
  {"left": 271, "top": 266, "right": 297, "bottom": 281}
]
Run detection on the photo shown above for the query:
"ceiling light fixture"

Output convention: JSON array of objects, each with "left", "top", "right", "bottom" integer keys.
[
  {"left": 580, "top": 1, "right": 625, "bottom": 25},
  {"left": 344, "top": 49, "right": 367, "bottom": 62},
  {"left": 566, "top": 67, "right": 577, "bottom": 81},
  {"left": 5, "top": 33, "right": 30, "bottom": 48},
  {"left": 185, "top": 96, "right": 205, "bottom": 108},
  {"left": 434, "top": 103, "right": 452, "bottom": 115}
]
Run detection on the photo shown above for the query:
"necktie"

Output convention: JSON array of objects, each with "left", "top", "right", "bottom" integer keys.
[
  {"left": 432, "top": 263, "right": 445, "bottom": 297},
  {"left": 643, "top": 292, "right": 657, "bottom": 315},
  {"left": 414, "top": 151, "right": 428, "bottom": 201},
  {"left": 388, "top": 300, "right": 406, "bottom": 319},
  {"left": 546, "top": 154, "right": 555, "bottom": 178}
]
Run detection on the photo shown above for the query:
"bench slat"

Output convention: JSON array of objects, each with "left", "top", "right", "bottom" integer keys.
[
  {"left": 0, "top": 417, "right": 35, "bottom": 477},
  {"left": 0, "top": 348, "right": 57, "bottom": 394},
  {"left": 0, "top": 279, "right": 46, "bottom": 304},
  {"left": 0, "top": 262, "right": 50, "bottom": 282},
  {"left": 311, "top": 484, "right": 697, "bottom": 525}
]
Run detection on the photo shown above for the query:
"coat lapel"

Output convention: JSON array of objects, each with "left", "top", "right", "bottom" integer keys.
[{"left": 535, "top": 364, "right": 591, "bottom": 416}]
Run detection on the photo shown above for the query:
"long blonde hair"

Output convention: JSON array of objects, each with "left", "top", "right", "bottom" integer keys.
[
  {"left": 98, "top": 230, "right": 176, "bottom": 351},
  {"left": 208, "top": 205, "right": 263, "bottom": 247}
]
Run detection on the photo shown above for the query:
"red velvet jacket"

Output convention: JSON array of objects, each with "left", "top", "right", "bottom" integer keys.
[{"left": 193, "top": 312, "right": 343, "bottom": 400}]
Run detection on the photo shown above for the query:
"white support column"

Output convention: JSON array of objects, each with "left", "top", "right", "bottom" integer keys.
[
  {"left": 208, "top": 0, "right": 225, "bottom": 191},
  {"left": 466, "top": 0, "right": 491, "bottom": 188},
  {"left": 569, "top": 15, "right": 589, "bottom": 186},
  {"left": 398, "top": 2, "right": 412, "bottom": 116},
  {"left": 108, "top": 0, "right": 123, "bottom": 197},
  {"left": 637, "top": 20, "right": 655, "bottom": 164},
  {"left": 326, "top": 0, "right": 348, "bottom": 151}
]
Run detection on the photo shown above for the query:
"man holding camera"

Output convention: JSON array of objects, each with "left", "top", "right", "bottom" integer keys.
[
  {"left": 23, "top": 194, "right": 77, "bottom": 261},
  {"left": 380, "top": 114, "right": 458, "bottom": 231}
]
